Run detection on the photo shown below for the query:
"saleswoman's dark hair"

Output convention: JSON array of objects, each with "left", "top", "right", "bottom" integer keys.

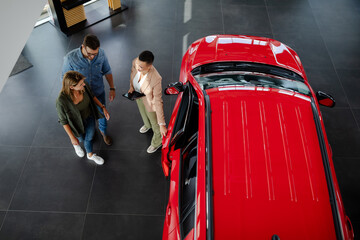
[{"left": 139, "top": 50, "right": 154, "bottom": 65}]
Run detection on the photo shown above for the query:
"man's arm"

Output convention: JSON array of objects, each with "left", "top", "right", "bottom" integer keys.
[
  {"left": 105, "top": 73, "right": 116, "bottom": 102},
  {"left": 101, "top": 51, "right": 115, "bottom": 102}
]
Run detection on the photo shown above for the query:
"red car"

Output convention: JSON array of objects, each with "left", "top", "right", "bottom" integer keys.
[{"left": 161, "top": 35, "right": 354, "bottom": 240}]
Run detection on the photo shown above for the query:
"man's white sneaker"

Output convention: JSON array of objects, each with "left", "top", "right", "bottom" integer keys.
[
  {"left": 147, "top": 144, "right": 162, "bottom": 154},
  {"left": 87, "top": 153, "right": 104, "bottom": 165},
  {"left": 139, "top": 125, "right": 150, "bottom": 134},
  {"left": 73, "top": 144, "right": 85, "bottom": 157}
]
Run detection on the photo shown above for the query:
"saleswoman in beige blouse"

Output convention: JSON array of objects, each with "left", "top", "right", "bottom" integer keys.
[{"left": 128, "top": 51, "right": 167, "bottom": 153}]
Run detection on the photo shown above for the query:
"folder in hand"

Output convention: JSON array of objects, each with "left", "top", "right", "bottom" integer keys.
[{"left": 122, "top": 91, "right": 145, "bottom": 101}]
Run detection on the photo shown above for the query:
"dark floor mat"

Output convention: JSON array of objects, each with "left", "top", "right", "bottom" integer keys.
[{"left": 9, "top": 54, "right": 33, "bottom": 76}]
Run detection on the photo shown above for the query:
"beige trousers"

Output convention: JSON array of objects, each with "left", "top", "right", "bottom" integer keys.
[{"left": 136, "top": 99, "right": 162, "bottom": 147}]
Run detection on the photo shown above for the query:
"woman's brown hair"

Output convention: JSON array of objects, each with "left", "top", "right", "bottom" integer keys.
[{"left": 61, "top": 71, "right": 85, "bottom": 99}]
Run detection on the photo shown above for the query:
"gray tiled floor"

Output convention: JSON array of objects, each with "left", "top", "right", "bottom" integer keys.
[{"left": 0, "top": 0, "right": 359, "bottom": 239}]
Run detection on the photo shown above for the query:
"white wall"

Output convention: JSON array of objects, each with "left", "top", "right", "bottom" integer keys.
[{"left": 0, "top": 0, "right": 47, "bottom": 92}]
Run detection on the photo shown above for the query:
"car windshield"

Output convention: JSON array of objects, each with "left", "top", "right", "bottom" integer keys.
[{"left": 193, "top": 71, "right": 311, "bottom": 96}]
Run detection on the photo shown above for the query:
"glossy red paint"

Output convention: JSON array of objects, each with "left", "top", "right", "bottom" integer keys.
[
  {"left": 208, "top": 86, "right": 335, "bottom": 239},
  {"left": 162, "top": 148, "right": 181, "bottom": 240},
  {"left": 183, "top": 35, "right": 306, "bottom": 79},
  {"left": 162, "top": 35, "right": 354, "bottom": 240},
  {"left": 161, "top": 91, "right": 183, "bottom": 177}
]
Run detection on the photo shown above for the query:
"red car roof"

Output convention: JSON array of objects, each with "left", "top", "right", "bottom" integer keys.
[
  {"left": 185, "top": 35, "right": 306, "bottom": 79},
  {"left": 206, "top": 86, "right": 336, "bottom": 239}
]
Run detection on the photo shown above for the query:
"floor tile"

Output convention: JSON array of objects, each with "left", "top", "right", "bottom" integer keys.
[
  {"left": 121, "top": 0, "right": 176, "bottom": 31},
  {"left": 305, "top": 68, "right": 349, "bottom": 108},
  {"left": 353, "top": 109, "right": 360, "bottom": 129},
  {"left": 223, "top": 0, "right": 265, "bottom": 6},
  {"left": 3, "top": 60, "right": 60, "bottom": 98},
  {"left": 0, "top": 147, "right": 29, "bottom": 210},
  {"left": 313, "top": 8, "right": 360, "bottom": 38},
  {"left": 0, "top": 94, "right": 47, "bottom": 146},
  {"left": 22, "top": 23, "right": 69, "bottom": 64},
  {"left": 172, "top": 59, "right": 182, "bottom": 87},
  {"left": 351, "top": 220, "right": 360, "bottom": 239},
  {"left": 326, "top": 129, "right": 360, "bottom": 158},
  {"left": 268, "top": 6, "right": 319, "bottom": 34},
  {"left": 0, "top": 211, "right": 5, "bottom": 227},
  {"left": 333, "top": 157, "right": 360, "bottom": 220},
  {"left": 223, "top": 5, "right": 272, "bottom": 35},
  {"left": 10, "top": 147, "right": 95, "bottom": 212},
  {"left": 265, "top": 0, "right": 311, "bottom": 8},
  {"left": 0, "top": 212, "right": 84, "bottom": 240},
  {"left": 323, "top": 35, "right": 360, "bottom": 70},
  {"left": 87, "top": 149, "right": 166, "bottom": 214},
  {"left": 103, "top": 114, "right": 152, "bottom": 151},
  {"left": 336, "top": 70, "right": 360, "bottom": 108},
  {"left": 308, "top": 0, "right": 360, "bottom": 10},
  {"left": 121, "top": 27, "right": 175, "bottom": 61},
  {"left": 321, "top": 108, "right": 358, "bottom": 131},
  {"left": 176, "top": 2, "right": 223, "bottom": 32},
  {"left": 82, "top": 214, "right": 164, "bottom": 240}
]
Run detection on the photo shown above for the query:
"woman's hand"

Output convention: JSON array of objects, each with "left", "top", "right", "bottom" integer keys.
[
  {"left": 63, "top": 124, "right": 79, "bottom": 145},
  {"left": 160, "top": 125, "right": 168, "bottom": 137},
  {"left": 70, "top": 136, "right": 79, "bottom": 145},
  {"left": 103, "top": 107, "right": 110, "bottom": 120},
  {"left": 128, "top": 86, "right": 134, "bottom": 93}
]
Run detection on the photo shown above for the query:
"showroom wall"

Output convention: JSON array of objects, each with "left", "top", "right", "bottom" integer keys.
[{"left": 0, "top": 0, "right": 47, "bottom": 92}]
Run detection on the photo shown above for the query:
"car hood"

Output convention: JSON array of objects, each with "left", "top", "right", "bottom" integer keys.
[
  {"left": 207, "top": 87, "right": 336, "bottom": 239},
  {"left": 185, "top": 35, "right": 305, "bottom": 79}
]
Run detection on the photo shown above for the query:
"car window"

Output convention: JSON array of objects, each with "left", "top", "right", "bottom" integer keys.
[
  {"left": 180, "top": 134, "right": 198, "bottom": 239},
  {"left": 171, "top": 84, "right": 199, "bottom": 150},
  {"left": 191, "top": 61, "right": 304, "bottom": 82},
  {"left": 193, "top": 71, "right": 311, "bottom": 96}
]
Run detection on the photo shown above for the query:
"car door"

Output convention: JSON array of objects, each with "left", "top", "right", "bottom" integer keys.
[
  {"left": 162, "top": 83, "right": 199, "bottom": 240},
  {"left": 161, "top": 83, "right": 198, "bottom": 176}
]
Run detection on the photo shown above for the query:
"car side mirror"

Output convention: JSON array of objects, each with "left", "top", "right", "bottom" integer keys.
[
  {"left": 164, "top": 82, "right": 184, "bottom": 95},
  {"left": 316, "top": 91, "right": 336, "bottom": 108}
]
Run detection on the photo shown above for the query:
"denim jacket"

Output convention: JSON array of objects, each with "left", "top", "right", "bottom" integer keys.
[{"left": 61, "top": 47, "right": 112, "bottom": 97}]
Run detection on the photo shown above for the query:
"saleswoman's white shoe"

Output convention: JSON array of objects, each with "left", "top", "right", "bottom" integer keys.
[
  {"left": 147, "top": 144, "right": 162, "bottom": 154},
  {"left": 139, "top": 125, "right": 150, "bottom": 134}
]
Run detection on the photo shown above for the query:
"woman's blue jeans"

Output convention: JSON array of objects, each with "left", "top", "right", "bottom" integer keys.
[
  {"left": 96, "top": 91, "right": 107, "bottom": 135},
  {"left": 77, "top": 115, "right": 95, "bottom": 153}
]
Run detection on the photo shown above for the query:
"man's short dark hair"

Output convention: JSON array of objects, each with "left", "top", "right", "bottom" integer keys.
[
  {"left": 139, "top": 51, "right": 154, "bottom": 65},
  {"left": 83, "top": 34, "right": 100, "bottom": 50}
]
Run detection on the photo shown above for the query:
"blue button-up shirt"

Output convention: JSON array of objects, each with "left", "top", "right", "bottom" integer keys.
[{"left": 62, "top": 47, "right": 112, "bottom": 97}]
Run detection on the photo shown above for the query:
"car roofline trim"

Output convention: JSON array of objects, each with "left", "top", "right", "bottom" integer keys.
[
  {"left": 311, "top": 97, "right": 344, "bottom": 239},
  {"left": 204, "top": 91, "right": 214, "bottom": 240}
]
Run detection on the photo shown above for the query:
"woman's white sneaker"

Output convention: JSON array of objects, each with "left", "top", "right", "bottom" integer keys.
[
  {"left": 87, "top": 153, "right": 104, "bottom": 165},
  {"left": 73, "top": 144, "right": 85, "bottom": 157}
]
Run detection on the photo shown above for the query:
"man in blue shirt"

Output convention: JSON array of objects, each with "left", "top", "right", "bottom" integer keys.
[{"left": 62, "top": 34, "right": 115, "bottom": 145}]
